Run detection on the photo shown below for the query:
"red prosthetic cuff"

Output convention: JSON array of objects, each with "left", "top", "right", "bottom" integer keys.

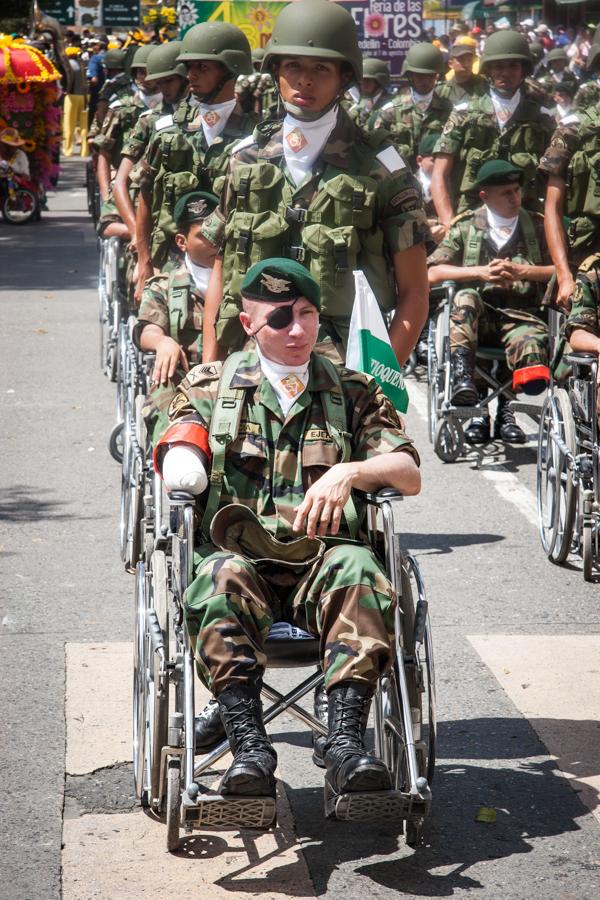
[
  {"left": 512, "top": 364, "right": 550, "bottom": 392},
  {"left": 153, "top": 422, "right": 211, "bottom": 477}
]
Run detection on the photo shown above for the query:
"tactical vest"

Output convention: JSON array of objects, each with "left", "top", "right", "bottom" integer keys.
[
  {"left": 219, "top": 124, "right": 398, "bottom": 348},
  {"left": 383, "top": 98, "right": 450, "bottom": 165},
  {"left": 166, "top": 267, "right": 203, "bottom": 363},
  {"left": 565, "top": 106, "right": 600, "bottom": 220},
  {"left": 457, "top": 98, "right": 549, "bottom": 205},
  {"left": 462, "top": 208, "right": 543, "bottom": 299},
  {"left": 201, "top": 350, "right": 358, "bottom": 540},
  {"left": 151, "top": 103, "right": 255, "bottom": 269}
]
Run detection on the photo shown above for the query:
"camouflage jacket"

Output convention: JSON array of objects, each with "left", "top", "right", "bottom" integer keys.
[
  {"left": 373, "top": 89, "right": 452, "bottom": 170},
  {"left": 347, "top": 90, "right": 391, "bottom": 131},
  {"left": 122, "top": 99, "right": 176, "bottom": 164},
  {"left": 91, "top": 92, "right": 151, "bottom": 167},
  {"left": 435, "top": 74, "right": 489, "bottom": 106},
  {"left": 538, "top": 104, "right": 600, "bottom": 260},
  {"left": 565, "top": 253, "right": 600, "bottom": 339},
  {"left": 201, "top": 106, "right": 430, "bottom": 351},
  {"left": 574, "top": 79, "right": 600, "bottom": 110},
  {"left": 165, "top": 350, "right": 418, "bottom": 540},
  {"left": 98, "top": 71, "right": 133, "bottom": 105},
  {"left": 427, "top": 204, "right": 551, "bottom": 305},
  {"left": 134, "top": 264, "right": 205, "bottom": 365},
  {"left": 433, "top": 88, "right": 555, "bottom": 211},
  {"left": 536, "top": 69, "right": 579, "bottom": 93}
]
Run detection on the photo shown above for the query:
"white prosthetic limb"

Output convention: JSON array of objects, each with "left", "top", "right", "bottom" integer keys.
[{"left": 161, "top": 442, "right": 209, "bottom": 495}]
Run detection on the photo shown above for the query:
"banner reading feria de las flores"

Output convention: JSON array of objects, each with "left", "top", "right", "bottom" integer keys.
[{"left": 177, "top": 0, "right": 424, "bottom": 75}]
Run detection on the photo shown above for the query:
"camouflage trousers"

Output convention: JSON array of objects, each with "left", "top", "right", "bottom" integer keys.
[
  {"left": 184, "top": 543, "right": 396, "bottom": 696},
  {"left": 450, "top": 289, "right": 548, "bottom": 371}
]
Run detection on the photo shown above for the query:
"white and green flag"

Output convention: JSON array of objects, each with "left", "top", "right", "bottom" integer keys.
[{"left": 346, "top": 271, "right": 409, "bottom": 413}]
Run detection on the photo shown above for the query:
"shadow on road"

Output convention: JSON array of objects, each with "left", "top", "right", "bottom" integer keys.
[
  {"left": 400, "top": 532, "right": 505, "bottom": 555},
  {"left": 0, "top": 485, "right": 70, "bottom": 522}
]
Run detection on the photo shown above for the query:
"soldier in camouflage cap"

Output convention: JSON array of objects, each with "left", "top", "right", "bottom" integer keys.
[
  {"left": 154, "top": 257, "right": 421, "bottom": 815},
  {"left": 201, "top": 0, "right": 430, "bottom": 369},
  {"left": 428, "top": 158, "right": 554, "bottom": 444},
  {"left": 373, "top": 43, "right": 452, "bottom": 170},
  {"left": 431, "top": 30, "right": 555, "bottom": 230},
  {"left": 347, "top": 58, "right": 391, "bottom": 131},
  {"left": 135, "top": 190, "right": 218, "bottom": 443}
]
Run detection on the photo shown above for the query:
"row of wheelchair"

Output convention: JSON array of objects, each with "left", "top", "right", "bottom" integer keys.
[
  {"left": 97, "top": 235, "right": 437, "bottom": 851},
  {"left": 421, "top": 281, "right": 600, "bottom": 582}
]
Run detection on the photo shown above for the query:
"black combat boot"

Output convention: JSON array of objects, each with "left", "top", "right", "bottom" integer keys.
[
  {"left": 217, "top": 683, "right": 277, "bottom": 797},
  {"left": 451, "top": 347, "right": 478, "bottom": 406},
  {"left": 195, "top": 699, "right": 226, "bottom": 753},
  {"left": 494, "top": 394, "right": 526, "bottom": 444},
  {"left": 324, "top": 682, "right": 391, "bottom": 795},
  {"left": 464, "top": 416, "right": 491, "bottom": 445}
]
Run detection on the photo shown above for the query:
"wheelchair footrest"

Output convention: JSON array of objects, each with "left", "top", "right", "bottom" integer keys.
[
  {"left": 442, "top": 405, "right": 489, "bottom": 419},
  {"left": 509, "top": 400, "right": 542, "bottom": 419},
  {"left": 326, "top": 788, "right": 422, "bottom": 822},
  {"left": 182, "top": 791, "right": 277, "bottom": 829}
]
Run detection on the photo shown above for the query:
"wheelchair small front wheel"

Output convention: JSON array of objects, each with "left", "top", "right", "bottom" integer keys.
[
  {"left": 109, "top": 421, "right": 124, "bottom": 464},
  {"left": 583, "top": 519, "right": 594, "bottom": 582},
  {"left": 165, "top": 757, "right": 181, "bottom": 852},
  {"left": 434, "top": 418, "right": 464, "bottom": 463}
]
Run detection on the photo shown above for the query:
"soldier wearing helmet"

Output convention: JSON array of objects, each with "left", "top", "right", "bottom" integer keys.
[
  {"left": 94, "top": 48, "right": 133, "bottom": 127},
  {"left": 112, "top": 41, "right": 190, "bottom": 250},
  {"left": 537, "top": 47, "right": 578, "bottom": 95},
  {"left": 431, "top": 30, "right": 555, "bottom": 231},
  {"left": 200, "top": 0, "right": 430, "bottom": 370},
  {"left": 347, "top": 57, "right": 391, "bottom": 131},
  {"left": 134, "top": 23, "right": 257, "bottom": 298},
  {"left": 373, "top": 43, "right": 452, "bottom": 170}
]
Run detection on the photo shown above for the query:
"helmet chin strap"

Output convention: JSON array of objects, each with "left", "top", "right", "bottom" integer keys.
[{"left": 192, "top": 70, "right": 235, "bottom": 105}]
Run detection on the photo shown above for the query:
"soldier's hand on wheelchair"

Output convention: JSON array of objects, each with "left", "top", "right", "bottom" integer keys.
[
  {"left": 293, "top": 462, "right": 357, "bottom": 538},
  {"left": 555, "top": 272, "right": 576, "bottom": 313},
  {"left": 152, "top": 336, "right": 189, "bottom": 385}
]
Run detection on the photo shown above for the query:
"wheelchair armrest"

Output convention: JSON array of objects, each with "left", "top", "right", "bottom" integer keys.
[
  {"left": 355, "top": 487, "right": 404, "bottom": 506},
  {"left": 168, "top": 490, "right": 197, "bottom": 504},
  {"left": 564, "top": 352, "right": 598, "bottom": 368}
]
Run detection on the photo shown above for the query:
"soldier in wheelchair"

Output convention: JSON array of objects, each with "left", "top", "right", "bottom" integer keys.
[
  {"left": 428, "top": 159, "right": 554, "bottom": 445},
  {"left": 152, "top": 258, "right": 423, "bottom": 828}
]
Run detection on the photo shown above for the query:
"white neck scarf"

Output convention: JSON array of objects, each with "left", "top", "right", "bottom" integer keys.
[
  {"left": 552, "top": 70, "right": 565, "bottom": 83},
  {"left": 411, "top": 88, "right": 434, "bottom": 112},
  {"left": 418, "top": 167, "right": 432, "bottom": 204},
  {"left": 138, "top": 88, "right": 162, "bottom": 109},
  {"left": 256, "top": 346, "right": 309, "bottom": 416},
  {"left": 490, "top": 87, "right": 521, "bottom": 129},
  {"left": 556, "top": 101, "right": 571, "bottom": 120},
  {"left": 282, "top": 106, "right": 338, "bottom": 187},
  {"left": 184, "top": 253, "right": 212, "bottom": 296},
  {"left": 190, "top": 97, "right": 237, "bottom": 146},
  {"left": 486, "top": 205, "right": 519, "bottom": 250}
]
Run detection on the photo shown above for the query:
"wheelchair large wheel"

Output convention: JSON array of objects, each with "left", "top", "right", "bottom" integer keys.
[
  {"left": 147, "top": 550, "right": 169, "bottom": 811},
  {"left": 426, "top": 321, "right": 439, "bottom": 445},
  {"left": 536, "top": 390, "right": 576, "bottom": 564},
  {"left": 165, "top": 756, "right": 181, "bottom": 852},
  {"left": 124, "top": 457, "right": 143, "bottom": 572},
  {"left": 434, "top": 417, "right": 464, "bottom": 463},
  {"left": 133, "top": 561, "right": 149, "bottom": 805}
]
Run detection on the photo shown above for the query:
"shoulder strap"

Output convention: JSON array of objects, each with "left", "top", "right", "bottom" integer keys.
[
  {"left": 167, "top": 268, "right": 191, "bottom": 345},
  {"left": 462, "top": 219, "right": 484, "bottom": 268},
  {"left": 200, "top": 351, "right": 248, "bottom": 536},
  {"left": 579, "top": 252, "right": 600, "bottom": 273},
  {"left": 317, "top": 357, "right": 359, "bottom": 539},
  {"left": 518, "top": 209, "right": 542, "bottom": 265}
]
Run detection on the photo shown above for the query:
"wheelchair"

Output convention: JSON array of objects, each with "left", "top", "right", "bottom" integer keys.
[
  {"left": 537, "top": 346, "right": 600, "bottom": 581},
  {"left": 133, "top": 490, "right": 436, "bottom": 852},
  {"left": 427, "top": 281, "right": 544, "bottom": 462},
  {"left": 98, "top": 236, "right": 123, "bottom": 385}
]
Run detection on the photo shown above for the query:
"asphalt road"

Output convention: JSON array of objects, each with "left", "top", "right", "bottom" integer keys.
[{"left": 2, "top": 159, "right": 600, "bottom": 900}]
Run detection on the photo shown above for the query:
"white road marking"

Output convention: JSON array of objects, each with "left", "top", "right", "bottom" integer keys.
[
  {"left": 409, "top": 380, "right": 539, "bottom": 528},
  {"left": 469, "top": 635, "right": 600, "bottom": 826}
]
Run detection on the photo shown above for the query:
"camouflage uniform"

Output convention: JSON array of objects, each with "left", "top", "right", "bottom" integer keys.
[
  {"left": 137, "top": 97, "right": 256, "bottom": 268},
  {"left": 538, "top": 105, "right": 600, "bottom": 268},
  {"left": 373, "top": 87, "right": 452, "bottom": 170},
  {"left": 88, "top": 71, "right": 133, "bottom": 141},
  {"left": 161, "top": 350, "right": 418, "bottom": 694},
  {"left": 347, "top": 90, "right": 390, "bottom": 131},
  {"left": 427, "top": 205, "right": 550, "bottom": 371},
  {"left": 135, "top": 264, "right": 205, "bottom": 441},
  {"left": 537, "top": 69, "right": 579, "bottom": 95},
  {"left": 202, "top": 107, "right": 430, "bottom": 357},
  {"left": 435, "top": 73, "right": 488, "bottom": 106},
  {"left": 433, "top": 89, "right": 555, "bottom": 212},
  {"left": 565, "top": 253, "right": 600, "bottom": 341},
  {"left": 574, "top": 79, "right": 600, "bottom": 110}
]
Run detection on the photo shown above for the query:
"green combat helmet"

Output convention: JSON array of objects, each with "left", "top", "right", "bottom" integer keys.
[
  {"left": 145, "top": 41, "right": 187, "bottom": 81},
  {"left": 545, "top": 47, "right": 569, "bottom": 67},
  {"left": 252, "top": 47, "right": 265, "bottom": 66},
  {"left": 402, "top": 42, "right": 445, "bottom": 75},
  {"left": 131, "top": 44, "right": 154, "bottom": 72},
  {"left": 362, "top": 57, "right": 391, "bottom": 88},
  {"left": 177, "top": 22, "right": 253, "bottom": 77},
  {"left": 262, "top": 0, "right": 362, "bottom": 84},
  {"left": 103, "top": 48, "right": 127, "bottom": 71},
  {"left": 480, "top": 31, "right": 533, "bottom": 75}
]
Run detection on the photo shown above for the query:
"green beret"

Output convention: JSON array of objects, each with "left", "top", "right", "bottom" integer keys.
[
  {"left": 241, "top": 258, "right": 321, "bottom": 311},
  {"left": 173, "top": 191, "right": 218, "bottom": 228},
  {"left": 474, "top": 159, "right": 523, "bottom": 189},
  {"left": 418, "top": 133, "right": 438, "bottom": 157}
]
